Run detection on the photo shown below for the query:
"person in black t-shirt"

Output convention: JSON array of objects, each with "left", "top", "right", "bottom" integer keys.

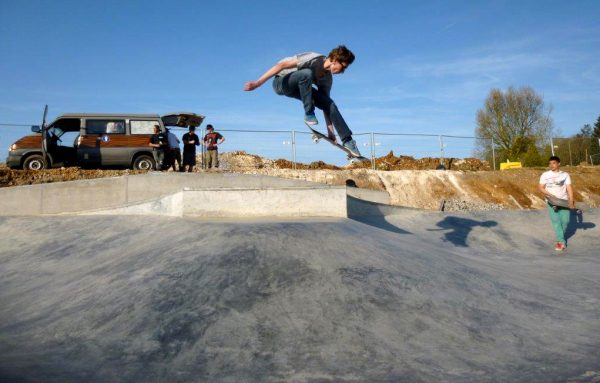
[
  {"left": 182, "top": 126, "right": 200, "bottom": 172},
  {"left": 149, "top": 125, "right": 168, "bottom": 170}
]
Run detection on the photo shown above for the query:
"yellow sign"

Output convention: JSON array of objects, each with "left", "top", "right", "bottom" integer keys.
[{"left": 500, "top": 161, "right": 522, "bottom": 170}]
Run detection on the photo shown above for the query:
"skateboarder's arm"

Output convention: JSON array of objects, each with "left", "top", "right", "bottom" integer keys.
[
  {"left": 567, "top": 184, "right": 575, "bottom": 208},
  {"left": 244, "top": 58, "right": 298, "bottom": 91},
  {"left": 538, "top": 183, "right": 552, "bottom": 197}
]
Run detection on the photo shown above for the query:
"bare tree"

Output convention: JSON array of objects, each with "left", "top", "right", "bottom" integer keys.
[{"left": 476, "top": 86, "right": 554, "bottom": 163}]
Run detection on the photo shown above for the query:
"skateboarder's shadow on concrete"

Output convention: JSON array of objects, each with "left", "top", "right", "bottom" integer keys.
[
  {"left": 565, "top": 209, "right": 595, "bottom": 241},
  {"left": 429, "top": 216, "right": 498, "bottom": 247}
]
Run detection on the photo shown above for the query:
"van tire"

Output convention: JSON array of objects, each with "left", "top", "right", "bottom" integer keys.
[
  {"left": 23, "top": 154, "right": 47, "bottom": 170},
  {"left": 133, "top": 155, "right": 155, "bottom": 171}
]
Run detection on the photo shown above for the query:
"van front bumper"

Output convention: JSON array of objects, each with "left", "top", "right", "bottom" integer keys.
[{"left": 6, "top": 152, "right": 23, "bottom": 169}]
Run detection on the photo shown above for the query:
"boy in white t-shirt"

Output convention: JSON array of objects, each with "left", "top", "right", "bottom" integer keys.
[{"left": 538, "top": 156, "right": 575, "bottom": 251}]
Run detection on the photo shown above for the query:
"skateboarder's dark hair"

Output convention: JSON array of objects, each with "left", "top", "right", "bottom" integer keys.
[
  {"left": 549, "top": 156, "right": 560, "bottom": 163},
  {"left": 328, "top": 45, "right": 355, "bottom": 72}
]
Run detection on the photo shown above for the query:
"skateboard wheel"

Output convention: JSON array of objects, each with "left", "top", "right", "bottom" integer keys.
[{"left": 311, "top": 134, "right": 319, "bottom": 143}]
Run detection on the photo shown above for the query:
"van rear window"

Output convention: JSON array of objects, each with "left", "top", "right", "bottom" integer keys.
[
  {"left": 131, "top": 120, "right": 159, "bottom": 134},
  {"left": 86, "top": 120, "right": 125, "bottom": 134}
]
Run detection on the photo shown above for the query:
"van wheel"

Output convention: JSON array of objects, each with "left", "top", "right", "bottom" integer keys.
[
  {"left": 133, "top": 155, "right": 155, "bottom": 171},
  {"left": 23, "top": 154, "right": 47, "bottom": 170}
]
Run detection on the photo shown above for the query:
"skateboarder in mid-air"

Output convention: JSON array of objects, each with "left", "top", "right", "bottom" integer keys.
[
  {"left": 244, "top": 45, "right": 363, "bottom": 158},
  {"left": 538, "top": 156, "right": 575, "bottom": 252}
]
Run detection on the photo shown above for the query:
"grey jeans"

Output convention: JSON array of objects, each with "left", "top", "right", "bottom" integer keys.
[
  {"left": 152, "top": 149, "right": 164, "bottom": 170},
  {"left": 272, "top": 69, "right": 353, "bottom": 142}
]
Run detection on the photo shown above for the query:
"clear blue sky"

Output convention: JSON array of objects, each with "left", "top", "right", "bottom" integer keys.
[{"left": 1, "top": 0, "right": 599, "bottom": 164}]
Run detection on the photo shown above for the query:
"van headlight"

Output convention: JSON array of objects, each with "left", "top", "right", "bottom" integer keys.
[{"left": 10, "top": 144, "right": 17, "bottom": 151}]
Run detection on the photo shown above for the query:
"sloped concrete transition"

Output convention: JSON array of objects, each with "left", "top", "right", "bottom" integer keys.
[{"left": 0, "top": 207, "right": 598, "bottom": 382}]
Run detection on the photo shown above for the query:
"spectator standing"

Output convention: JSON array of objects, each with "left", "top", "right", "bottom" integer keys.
[
  {"left": 182, "top": 126, "right": 200, "bottom": 172},
  {"left": 166, "top": 128, "right": 182, "bottom": 171},
  {"left": 149, "top": 125, "right": 168, "bottom": 170},
  {"left": 203, "top": 124, "right": 225, "bottom": 169}
]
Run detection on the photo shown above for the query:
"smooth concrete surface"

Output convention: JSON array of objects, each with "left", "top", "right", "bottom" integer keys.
[
  {"left": 0, "top": 209, "right": 598, "bottom": 382},
  {"left": 346, "top": 186, "right": 390, "bottom": 205},
  {"left": 0, "top": 173, "right": 334, "bottom": 216},
  {"left": 84, "top": 192, "right": 184, "bottom": 217},
  {"left": 83, "top": 187, "right": 348, "bottom": 218},
  {"left": 182, "top": 187, "right": 347, "bottom": 218}
]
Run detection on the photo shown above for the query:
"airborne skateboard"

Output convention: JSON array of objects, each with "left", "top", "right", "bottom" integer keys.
[{"left": 305, "top": 123, "right": 369, "bottom": 162}]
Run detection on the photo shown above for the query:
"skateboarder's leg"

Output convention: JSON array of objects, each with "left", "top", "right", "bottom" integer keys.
[
  {"left": 272, "top": 69, "right": 316, "bottom": 117},
  {"left": 313, "top": 89, "right": 352, "bottom": 142},
  {"left": 547, "top": 205, "right": 567, "bottom": 244},
  {"left": 558, "top": 208, "right": 570, "bottom": 244}
]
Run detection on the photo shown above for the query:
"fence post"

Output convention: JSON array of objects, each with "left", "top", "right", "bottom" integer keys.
[
  {"left": 291, "top": 130, "right": 297, "bottom": 170},
  {"left": 370, "top": 132, "right": 376, "bottom": 170},
  {"left": 439, "top": 135, "right": 444, "bottom": 165},
  {"left": 550, "top": 137, "right": 555, "bottom": 156},
  {"left": 200, "top": 127, "right": 205, "bottom": 169},
  {"left": 491, "top": 138, "right": 496, "bottom": 170}
]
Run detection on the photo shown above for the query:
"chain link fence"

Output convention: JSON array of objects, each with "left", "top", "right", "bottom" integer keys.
[
  {"left": 2, "top": 123, "right": 498, "bottom": 169},
  {"left": 550, "top": 137, "right": 600, "bottom": 166}
]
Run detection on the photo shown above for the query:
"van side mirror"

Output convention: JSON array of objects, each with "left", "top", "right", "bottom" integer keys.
[{"left": 31, "top": 125, "right": 41, "bottom": 133}]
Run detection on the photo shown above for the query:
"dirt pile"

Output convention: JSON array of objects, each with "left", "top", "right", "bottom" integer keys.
[
  {"left": 217, "top": 151, "right": 489, "bottom": 171},
  {"left": 0, "top": 167, "right": 146, "bottom": 188},
  {"left": 348, "top": 151, "right": 490, "bottom": 171},
  {"left": 232, "top": 167, "right": 600, "bottom": 210}
]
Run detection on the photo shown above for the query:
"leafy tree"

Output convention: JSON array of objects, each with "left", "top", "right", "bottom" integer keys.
[
  {"left": 577, "top": 124, "right": 592, "bottom": 137},
  {"left": 521, "top": 143, "right": 545, "bottom": 167},
  {"left": 594, "top": 115, "right": 600, "bottom": 138},
  {"left": 475, "top": 86, "right": 554, "bottom": 165}
]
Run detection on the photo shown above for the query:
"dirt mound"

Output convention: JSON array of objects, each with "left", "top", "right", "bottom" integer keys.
[
  {"left": 348, "top": 151, "right": 490, "bottom": 171},
  {"left": 216, "top": 151, "right": 275, "bottom": 170},
  {"left": 217, "top": 151, "right": 490, "bottom": 171},
  {"left": 0, "top": 167, "right": 146, "bottom": 188}
]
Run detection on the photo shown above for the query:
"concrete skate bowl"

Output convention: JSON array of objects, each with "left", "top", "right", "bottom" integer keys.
[{"left": 0, "top": 207, "right": 599, "bottom": 382}]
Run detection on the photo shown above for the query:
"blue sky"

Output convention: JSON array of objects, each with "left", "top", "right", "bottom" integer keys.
[{"left": 1, "top": 0, "right": 599, "bottom": 164}]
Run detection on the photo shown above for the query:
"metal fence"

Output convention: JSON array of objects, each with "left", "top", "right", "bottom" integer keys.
[
  {"left": 550, "top": 137, "right": 600, "bottom": 166},
  {"left": 0, "top": 122, "right": 498, "bottom": 170},
  {"left": 199, "top": 128, "right": 495, "bottom": 170}
]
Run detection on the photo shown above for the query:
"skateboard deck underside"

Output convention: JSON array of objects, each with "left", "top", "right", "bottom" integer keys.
[{"left": 305, "top": 124, "right": 369, "bottom": 161}]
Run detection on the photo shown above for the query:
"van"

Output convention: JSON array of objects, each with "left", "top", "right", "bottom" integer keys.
[{"left": 6, "top": 112, "right": 204, "bottom": 170}]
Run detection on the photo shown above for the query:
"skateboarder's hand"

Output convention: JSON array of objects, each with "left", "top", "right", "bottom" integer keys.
[
  {"left": 244, "top": 81, "right": 260, "bottom": 91},
  {"left": 569, "top": 200, "right": 575, "bottom": 209},
  {"left": 328, "top": 132, "right": 337, "bottom": 142}
]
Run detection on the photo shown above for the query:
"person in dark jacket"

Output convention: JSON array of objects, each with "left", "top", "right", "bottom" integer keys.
[{"left": 182, "top": 126, "right": 200, "bottom": 172}]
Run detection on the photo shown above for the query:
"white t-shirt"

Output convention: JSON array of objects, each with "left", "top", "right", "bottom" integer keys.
[{"left": 539, "top": 170, "right": 571, "bottom": 200}]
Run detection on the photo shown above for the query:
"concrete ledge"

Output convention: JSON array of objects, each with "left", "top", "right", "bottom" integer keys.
[
  {"left": 183, "top": 187, "right": 347, "bottom": 218},
  {"left": 0, "top": 173, "right": 329, "bottom": 216}
]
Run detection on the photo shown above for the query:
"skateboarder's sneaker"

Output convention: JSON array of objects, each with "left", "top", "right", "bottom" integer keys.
[
  {"left": 304, "top": 114, "right": 318, "bottom": 125},
  {"left": 343, "top": 139, "right": 362, "bottom": 158},
  {"left": 554, "top": 242, "right": 566, "bottom": 252}
]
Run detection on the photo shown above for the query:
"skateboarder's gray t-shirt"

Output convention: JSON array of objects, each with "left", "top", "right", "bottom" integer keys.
[{"left": 277, "top": 52, "right": 333, "bottom": 95}]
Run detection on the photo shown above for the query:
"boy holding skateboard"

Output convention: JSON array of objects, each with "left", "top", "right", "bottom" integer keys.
[
  {"left": 538, "top": 156, "right": 575, "bottom": 251},
  {"left": 244, "top": 45, "right": 363, "bottom": 158}
]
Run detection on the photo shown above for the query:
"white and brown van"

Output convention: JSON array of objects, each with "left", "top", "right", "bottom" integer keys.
[{"left": 6, "top": 112, "right": 204, "bottom": 170}]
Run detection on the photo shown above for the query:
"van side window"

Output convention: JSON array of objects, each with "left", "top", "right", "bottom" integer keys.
[
  {"left": 131, "top": 120, "right": 159, "bottom": 134},
  {"left": 86, "top": 120, "right": 125, "bottom": 134}
]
